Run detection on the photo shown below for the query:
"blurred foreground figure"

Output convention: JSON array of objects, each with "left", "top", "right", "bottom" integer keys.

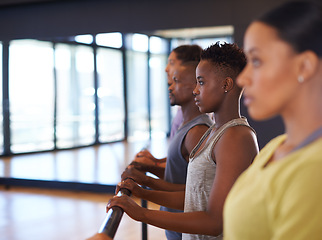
[{"left": 224, "top": 1, "right": 322, "bottom": 240}]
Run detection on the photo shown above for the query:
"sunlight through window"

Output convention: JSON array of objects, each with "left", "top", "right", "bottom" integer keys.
[{"left": 96, "top": 32, "right": 122, "bottom": 48}]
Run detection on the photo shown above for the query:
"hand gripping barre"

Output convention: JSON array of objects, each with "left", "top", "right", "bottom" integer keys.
[{"left": 98, "top": 188, "right": 131, "bottom": 239}]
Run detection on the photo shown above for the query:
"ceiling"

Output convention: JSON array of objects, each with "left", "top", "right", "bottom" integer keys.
[
  {"left": 0, "top": 0, "right": 65, "bottom": 7},
  {"left": 152, "top": 25, "right": 234, "bottom": 39}
]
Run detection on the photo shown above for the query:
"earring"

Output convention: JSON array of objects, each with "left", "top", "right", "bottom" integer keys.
[
  {"left": 224, "top": 90, "right": 228, "bottom": 93},
  {"left": 298, "top": 76, "right": 304, "bottom": 83}
]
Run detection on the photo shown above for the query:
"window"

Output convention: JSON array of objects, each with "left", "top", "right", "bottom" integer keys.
[
  {"left": 55, "top": 44, "right": 96, "bottom": 148},
  {"left": 96, "top": 32, "right": 122, "bottom": 48},
  {"left": 96, "top": 47, "right": 125, "bottom": 142},
  {"left": 149, "top": 37, "right": 169, "bottom": 138},
  {"left": 1, "top": 28, "right": 233, "bottom": 155},
  {"left": 0, "top": 42, "right": 3, "bottom": 154},
  {"left": 126, "top": 48, "right": 149, "bottom": 140},
  {"left": 75, "top": 34, "right": 94, "bottom": 44},
  {"left": 9, "top": 40, "right": 55, "bottom": 153}
]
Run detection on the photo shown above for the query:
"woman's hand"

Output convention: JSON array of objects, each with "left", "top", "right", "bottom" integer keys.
[
  {"left": 121, "top": 166, "right": 148, "bottom": 186},
  {"left": 115, "top": 178, "right": 143, "bottom": 197},
  {"left": 106, "top": 195, "right": 146, "bottom": 222}
]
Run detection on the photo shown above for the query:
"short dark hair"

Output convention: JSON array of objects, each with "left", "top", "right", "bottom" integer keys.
[
  {"left": 172, "top": 44, "right": 203, "bottom": 63},
  {"left": 256, "top": 1, "right": 322, "bottom": 56},
  {"left": 200, "top": 42, "right": 246, "bottom": 81}
]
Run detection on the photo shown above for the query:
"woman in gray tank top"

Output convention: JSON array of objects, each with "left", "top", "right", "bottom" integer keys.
[{"left": 107, "top": 42, "right": 259, "bottom": 240}]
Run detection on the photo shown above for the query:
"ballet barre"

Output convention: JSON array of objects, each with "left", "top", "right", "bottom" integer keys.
[{"left": 98, "top": 188, "right": 131, "bottom": 239}]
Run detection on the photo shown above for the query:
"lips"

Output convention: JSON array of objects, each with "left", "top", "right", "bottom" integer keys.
[
  {"left": 243, "top": 95, "right": 253, "bottom": 106},
  {"left": 194, "top": 98, "right": 200, "bottom": 106},
  {"left": 169, "top": 93, "right": 175, "bottom": 101}
]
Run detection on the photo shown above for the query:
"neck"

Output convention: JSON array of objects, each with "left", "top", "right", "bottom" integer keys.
[
  {"left": 213, "top": 97, "right": 241, "bottom": 128},
  {"left": 282, "top": 79, "right": 322, "bottom": 147},
  {"left": 181, "top": 103, "right": 204, "bottom": 125},
  {"left": 282, "top": 111, "right": 322, "bottom": 148}
]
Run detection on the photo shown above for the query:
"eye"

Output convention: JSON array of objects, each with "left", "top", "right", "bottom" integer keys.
[
  {"left": 251, "top": 57, "right": 261, "bottom": 67},
  {"left": 168, "top": 60, "right": 175, "bottom": 66},
  {"left": 197, "top": 80, "right": 204, "bottom": 86}
]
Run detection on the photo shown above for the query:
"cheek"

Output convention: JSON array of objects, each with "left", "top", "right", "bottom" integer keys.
[
  {"left": 199, "top": 87, "right": 217, "bottom": 107},
  {"left": 248, "top": 69, "right": 292, "bottom": 120},
  {"left": 198, "top": 87, "right": 207, "bottom": 101}
]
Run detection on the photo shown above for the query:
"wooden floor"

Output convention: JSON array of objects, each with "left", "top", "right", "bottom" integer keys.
[
  {"left": 0, "top": 137, "right": 169, "bottom": 240},
  {"left": 0, "top": 186, "right": 167, "bottom": 240}
]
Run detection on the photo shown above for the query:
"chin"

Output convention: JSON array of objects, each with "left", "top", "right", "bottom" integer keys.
[
  {"left": 198, "top": 107, "right": 208, "bottom": 114},
  {"left": 248, "top": 109, "right": 274, "bottom": 121}
]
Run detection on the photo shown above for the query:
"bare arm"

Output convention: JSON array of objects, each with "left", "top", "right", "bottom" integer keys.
[
  {"left": 131, "top": 150, "right": 166, "bottom": 178},
  {"left": 122, "top": 124, "right": 210, "bottom": 192},
  {"left": 108, "top": 127, "right": 258, "bottom": 236},
  {"left": 116, "top": 179, "right": 185, "bottom": 210},
  {"left": 205, "top": 126, "right": 259, "bottom": 235},
  {"left": 107, "top": 195, "right": 225, "bottom": 236},
  {"left": 121, "top": 166, "right": 185, "bottom": 192},
  {"left": 130, "top": 162, "right": 166, "bottom": 179}
]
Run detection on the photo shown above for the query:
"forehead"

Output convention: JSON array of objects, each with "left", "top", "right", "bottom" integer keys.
[
  {"left": 168, "top": 51, "right": 178, "bottom": 60},
  {"left": 196, "top": 60, "right": 217, "bottom": 75},
  {"left": 244, "top": 22, "right": 288, "bottom": 54},
  {"left": 173, "top": 65, "right": 189, "bottom": 77}
]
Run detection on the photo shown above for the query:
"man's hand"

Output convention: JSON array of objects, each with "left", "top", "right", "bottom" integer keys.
[
  {"left": 121, "top": 166, "right": 149, "bottom": 185},
  {"left": 132, "top": 150, "right": 158, "bottom": 165},
  {"left": 115, "top": 178, "right": 143, "bottom": 197}
]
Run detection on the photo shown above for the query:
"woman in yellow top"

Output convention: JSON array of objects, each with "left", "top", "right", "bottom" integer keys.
[{"left": 223, "top": 1, "right": 322, "bottom": 240}]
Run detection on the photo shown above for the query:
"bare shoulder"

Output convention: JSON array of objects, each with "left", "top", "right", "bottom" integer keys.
[
  {"left": 184, "top": 124, "right": 210, "bottom": 154},
  {"left": 214, "top": 125, "right": 259, "bottom": 165},
  {"left": 185, "top": 124, "right": 210, "bottom": 144},
  {"left": 188, "top": 124, "right": 210, "bottom": 136},
  {"left": 222, "top": 125, "right": 257, "bottom": 144}
]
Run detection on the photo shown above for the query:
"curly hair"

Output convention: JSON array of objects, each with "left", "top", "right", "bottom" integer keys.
[{"left": 200, "top": 42, "right": 246, "bottom": 81}]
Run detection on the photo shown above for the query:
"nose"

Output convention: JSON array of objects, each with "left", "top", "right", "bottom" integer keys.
[
  {"left": 168, "top": 82, "right": 174, "bottom": 92},
  {"left": 237, "top": 64, "right": 250, "bottom": 88},
  {"left": 193, "top": 85, "right": 199, "bottom": 96},
  {"left": 165, "top": 64, "right": 169, "bottom": 73}
]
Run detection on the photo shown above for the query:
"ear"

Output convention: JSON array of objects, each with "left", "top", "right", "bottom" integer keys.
[
  {"left": 298, "top": 50, "right": 319, "bottom": 82},
  {"left": 223, "top": 77, "right": 234, "bottom": 92}
]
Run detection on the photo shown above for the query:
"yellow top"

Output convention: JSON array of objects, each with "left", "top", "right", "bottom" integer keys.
[{"left": 223, "top": 135, "right": 322, "bottom": 240}]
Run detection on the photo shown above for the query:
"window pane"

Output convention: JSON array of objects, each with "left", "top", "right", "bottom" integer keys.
[
  {"left": 55, "top": 44, "right": 95, "bottom": 148},
  {"left": 126, "top": 50, "right": 149, "bottom": 140},
  {"left": 9, "top": 40, "right": 54, "bottom": 153},
  {"left": 150, "top": 53, "right": 169, "bottom": 138},
  {"left": 126, "top": 33, "right": 149, "bottom": 52},
  {"left": 0, "top": 42, "right": 3, "bottom": 154},
  {"left": 96, "top": 33, "right": 122, "bottom": 48},
  {"left": 150, "top": 36, "right": 168, "bottom": 54},
  {"left": 97, "top": 47, "right": 125, "bottom": 142},
  {"left": 74, "top": 34, "right": 94, "bottom": 44}
]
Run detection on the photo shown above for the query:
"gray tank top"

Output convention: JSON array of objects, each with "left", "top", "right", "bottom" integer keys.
[{"left": 183, "top": 117, "right": 254, "bottom": 240}]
